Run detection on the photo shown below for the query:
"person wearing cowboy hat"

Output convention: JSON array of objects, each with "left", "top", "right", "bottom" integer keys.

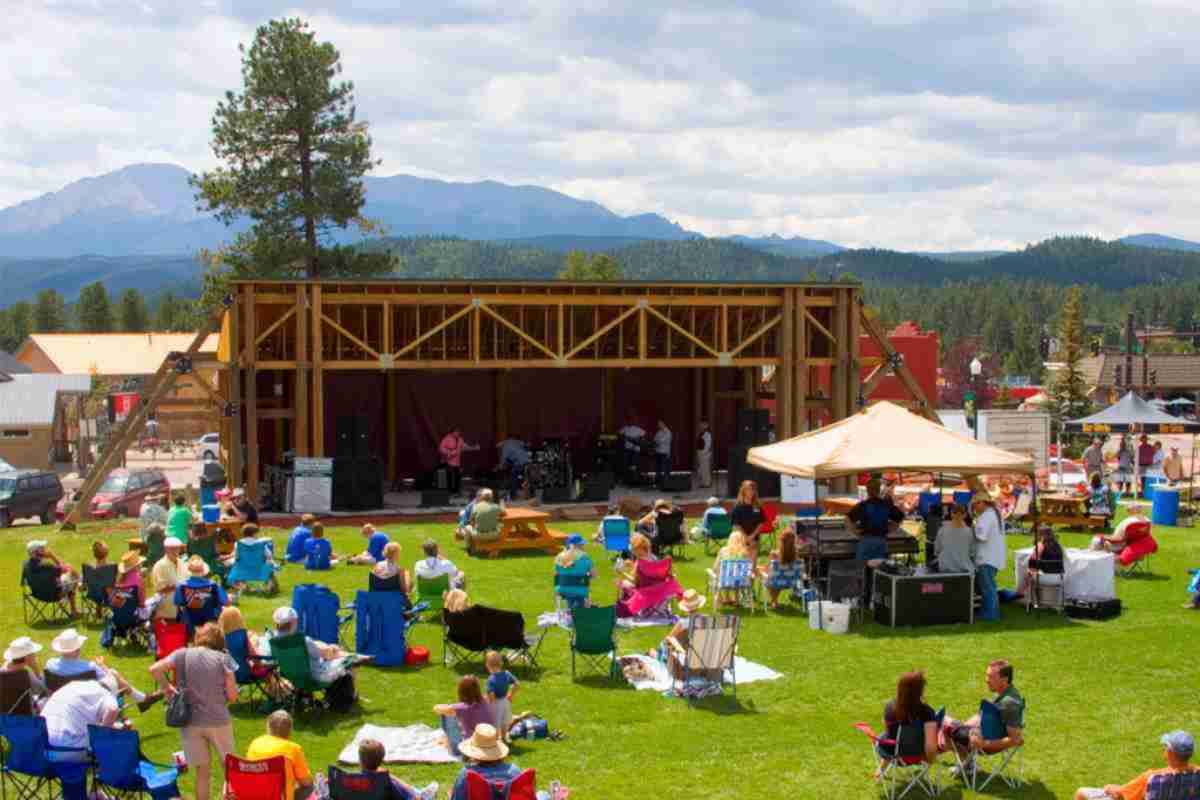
[
  {"left": 2, "top": 636, "right": 47, "bottom": 698},
  {"left": 22, "top": 539, "right": 81, "bottom": 618},
  {"left": 971, "top": 491, "right": 1005, "bottom": 622},
  {"left": 174, "top": 556, "right": 229, "bottom": 634},
  {"left": 44, "top": 628, "right": 163, "bottom": 712},
  {"left": 151, "top": 536, "right": 187, "bottom": 620},
  {"left": 449, "top": 724, "right": 523, "bottom": 800},
  {"left": 115, "top": 549, "right": 145, "bottom": 592}
]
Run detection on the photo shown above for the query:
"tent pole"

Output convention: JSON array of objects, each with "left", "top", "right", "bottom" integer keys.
[{"left": 1056, "top": 431, "right": 1063, "bottom": 488}]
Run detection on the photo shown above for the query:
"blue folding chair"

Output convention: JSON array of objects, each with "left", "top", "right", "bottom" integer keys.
[
  {"left": 0, "top": 713, "right": 88, "bottom": 800},
  {"left": 226, "top": 539, "right": 280, "bottom": 593},
  {"left": 293, "top": 584, "right": 353, "bottom": 646},
  {"left": 327, "top": 764, "right": 416, "bottom": 799},
  {"left": 953, "top": 490, "right": 973, "bottom": 507},
  {"left": 225, "top": 628, "right": 277, "bottom": 708},
  {"left": 601, "top": 516, "right": 631, "bottom": 559},
  {"left": 707, "top": 557, "right": 762, "bottom": 612},
  {"left": 354, "top": 591, "right": 410, "bottom": 667},
  {"left": 88, "top": 724, "right": 180, "bottom": 800}
]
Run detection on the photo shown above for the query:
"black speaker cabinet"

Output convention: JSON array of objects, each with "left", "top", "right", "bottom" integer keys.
[
  {"left": 873, "top": 571, "right": 974, "bottom": 627},
  {"left": 579, "top": 472, "right": 613, "bottom": 502},
  {"left": 737, "top": 408, "right": 771, "bottom": 445},
  {"left": 727, "top": 445, "right": 780, "bottom": 497},
  {"left": 420, "top": 489, "right": 451, "bottom": 508},
  {"left": 332, "top": 457, "right": 383, "bottom": 510},
  {"left": 335, "top": 416, "right": 372, "bottom": 459},
  {"left": 542, "top": 485, "right": 574, "bottom": 504},
  {"left": 662, "top": 473, "right": 692, "bottom": 492}
]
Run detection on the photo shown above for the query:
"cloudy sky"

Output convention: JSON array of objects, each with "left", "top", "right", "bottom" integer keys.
[{"left": 3, "top": 0, "right": 1200, "bottom": 250}]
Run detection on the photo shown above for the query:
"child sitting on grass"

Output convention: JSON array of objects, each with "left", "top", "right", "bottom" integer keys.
[
  {"left": 485, "top": 651, "right": 518, "bottom": 742},
  {"left": 348, "top": 523, "right": 390, "bottom": 566},
  {"left": 305, "top": 523, "right": 338, "bottom": 570}
]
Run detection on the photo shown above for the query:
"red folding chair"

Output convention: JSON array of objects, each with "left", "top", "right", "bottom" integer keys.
[
  {"left": 224, "top": 754, "right": 286, "bottom": 799},
  {"left": 154, "top": 618, "right": 187, "bottom": 661},
  {"left": 465, "top": 767, "right": 537, "bottom": 800},
  {"left": 757, "top": 503, "right": 779, "bottom": 553}
]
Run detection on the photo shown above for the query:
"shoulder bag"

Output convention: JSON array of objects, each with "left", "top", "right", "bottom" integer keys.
[{"left": 164, "top": 648, "right": 193, "bottom": 728}]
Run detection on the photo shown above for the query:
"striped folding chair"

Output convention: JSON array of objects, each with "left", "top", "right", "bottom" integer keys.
[
  {"left": 706, "top": 558, "right": 762, "bottom": 612},
  {"left": 665, "top": 613, "right": 739, "bottom": 704}
]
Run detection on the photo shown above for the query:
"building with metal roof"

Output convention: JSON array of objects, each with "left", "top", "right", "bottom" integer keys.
[{"left": 0, "top": 374, "right": 91, "bottom": 469}]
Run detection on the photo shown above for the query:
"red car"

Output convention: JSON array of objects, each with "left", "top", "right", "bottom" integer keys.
[{"left": 57, "top": 468, "right": 172, "bottom": 520}]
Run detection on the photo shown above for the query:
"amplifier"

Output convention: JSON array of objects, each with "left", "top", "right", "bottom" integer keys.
[
  {"left": 420, "top": 489, "right": 451, "bottom": 508},
  {"left": 661, "top": 473, "right": 692, "bottom": 492},
  {"left": 579, "top": 472, "right": 613, "bottom": 502},
  {"left": 542, "top": 485, "right": 574, "bottom": 503},
  {"left": 1065, "top": 597, "right": 1122, "bottom": 620},
  {"left": 873, "top": 571, "right": 974, "bottom": 627}
]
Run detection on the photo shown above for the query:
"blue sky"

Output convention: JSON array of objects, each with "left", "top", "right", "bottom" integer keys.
[{"left": 2, "top": 0, "right": 1199, "bottom": 250}]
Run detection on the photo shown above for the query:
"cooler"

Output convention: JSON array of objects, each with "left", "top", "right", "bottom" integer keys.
[
  {"left": 1152, "top": 486, "right": 1180, "bottom": 526},
  {"left": 201, "top": 504, "right": 220, "bottom": 524}
]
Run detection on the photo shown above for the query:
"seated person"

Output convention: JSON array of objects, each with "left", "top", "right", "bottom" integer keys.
[
  {"left": 847, "top": 478, "right": 904, "bottom": 567},
  {"left": 223, "top": 522, "right": 276, "bottom": 567},
  {"left": 1076, "top": 730, "right": 1197, "bottom": 800},
  {"left": 616, "top": 534, "right": 682, "bottom": 618},
  {"left": 45, "top": 628, "right": 162, "bottom": 712},
  {"left": 593, "top": 505, "right": 626, "bottom": 545},
  {"left": 449, "top": 724, "right": 523, "bottom": 800},
  {"left": 354, "top": 737, "right": 438, "bottom": 800},
  {"left": 304, "top": 523, "right": 337, "bottom": 570},
  {"left": 41, "top": 678, "right": 121, "bottom": 764},
  {"left": 433, "top": 675, "right": 495, "bottom": 756},
  {"left": 348, "top": 523, "right": 390, "bottom": 566},
  {"left": 371, "top": 542, "right": 412, "bottom": 595},
  {"left": 225, "top": 487, "right": 260, "bottom": 524},
  {"left": 22, "top": 539, "right": 80, "bottom": 617},
  {"left": 2, "top": 635, "right": 47, "bottom": 700},
  {"left": 443, "top": 589, "right": 472, "bottom": 615},
  {"left": 138, "top": 494, "right": 168, "bottom": 542},
  {"left": 174, "top": 556, "right": 230, "bottom": 632},
  {"left": 271, "top": 606, "right": 359, "bottom": 692},
  {"left": 935, "top": 504, "right": 976, "bottom": 574},
  {"left": 1019, "top": 526, "right": 1065, "bottom": 606},
  {"left": 1087, "top": 473, "right": 1113, "bottom": 519},
  {"left": 414, "top": 539, "right": 465, "bottom": 590},
  {"left": 710, "top": 529, "right": 755, "bottom": 607},
  {"left": 286, "top": 514, "right": 316, "bottom": 563},
  {"left": 943, "top": 659, "right": 1024, "bottom": 773},
  {"left": 876, "top": 671, "right": 940, "bottom": 771},
  {"left": 760, "top": 529, "right": 803, "bottom": 608},
  {"left": 1094, "top": 506, "right": 1152, "bottom": 554},
  {"left": 462, "top": 489, "right": 505, "bottom": 550},
  {"left": 636, "top": 498, "right": 672, "bottom": 539},
  {"left": 115, "top": 550, "right": 144, "bottom": 592},
  {"left": 690, "top": 496, "right": 728, "bottom": 542},
  {"left": 553, "top": 534, "right": 595, "bottom": 610},
  {"left": 654, "top": 590, "right": 719, "bottom": 680},
  {"left": 246, "top": 710, "right": 314, "bottom": 800},
  {"left": 456, "top": 490, "right": 484, "bottom": 540}
]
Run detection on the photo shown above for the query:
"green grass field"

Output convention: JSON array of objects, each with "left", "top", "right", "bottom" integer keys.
[{"left": 4, "top": 511, "right": 1198, "bottom": 799}]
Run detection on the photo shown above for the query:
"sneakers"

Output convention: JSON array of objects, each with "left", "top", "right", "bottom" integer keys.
[
  {"left": 136, "top": 690, "right": 164, "bottom": 713},
  {"left": 418, "top": 781, "right": 439, "bottom": 800}
]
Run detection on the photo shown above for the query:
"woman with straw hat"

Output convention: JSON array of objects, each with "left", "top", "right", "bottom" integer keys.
[
  {"left": 115, "top": 550, "right": 145, "bottom": 592},
  {"left": 2, "top": 636, "right": 47, "bottom": 698},
  {"left": 448, "top": 724, "right": 523, "bottom": 800},
  {"left": 653, "top": 590, "right": 716, "bottom": 680}
]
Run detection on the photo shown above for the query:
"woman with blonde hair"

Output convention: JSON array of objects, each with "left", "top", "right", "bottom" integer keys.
[
  {"left": 443, "top": 588, "right": 471, "bottom": 614},
  {"left": 712, "top": 528, "right": 755, "bottom": 606},
  {"left": 218, "top": 606, "right": 264, "bottom": 654},
  {"left": 616, "top": 533, "right": 682, "bottom": 618},
  {"left": 370, "top": 541, "right": 412, "bottom": 595}
]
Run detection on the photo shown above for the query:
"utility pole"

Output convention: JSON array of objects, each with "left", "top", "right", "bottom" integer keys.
[{"left": 1124, "top": 312, "right": 1135, "bottom": 395}]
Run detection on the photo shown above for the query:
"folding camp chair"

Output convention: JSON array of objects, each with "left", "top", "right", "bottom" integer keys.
[
  {"left": 176, "top": 580, "right": 223, "bottom": 636},
  {"left": 369, "top": 572, "right": 403, "bottom": 593},
  {"left": 226, "top": 628, "right": 278, "bottom": 709},
  {"left": 223, "top": 754, "right": 287, "bottom": 800},
  {"left": 601, "top": 516, "right": 632, "bottom": 560},
  {"left": 327, "top": 764, "right": 416, "bottom": 799},
  {"left": 953, "top": 699, "right": 1024, "bottom": 792},
  {"left": 653, "top": 510, "right": 687, "bottom": 559},
  {"left": 267, "top": 632, "right": 330, "bottom": 714},
  {"left": 569, "top": 605, "right": 618, "bottom": 680},
  {"left": 442, "top": 606, "right": 546, "bottom": 673},
  {"left": 1146, "top": 769, "right": 1200, "bottom": 800},
  {"left": 706, "top": 558, "right": 763, "bottom": 612},
  {"left": 354, "top": 591, "right": 410, "bottom": 667},
  {"left": 824, "top": 559, "right": 867, "bottom": 623},
  {"left": 553, "top": 571, "right": 591, "bottom": 612},
  {"left": 1005, "top": 491, "right": 1034, "bottom": 536},
  {"left": 666, "top": 613, "right": 739, "bottom": 703},
  {"left": 44, "top": 668, "right": 99, "bottom": 696},
  {"left": 1027, "top": 555, "right": 1066, "bottom": 614},
  {"left": 702, "top": 514, "right": 733, "bottom": 555},
  {"left": 82, "top": 564, "right": 118, "bottom": 624},
  {"left": 20, "top": 566, "right": 73, "bottom": 626},
  {"left": 187, "top": 535, "right": 227, "bottom": 586},
  {"left": 294, "top": 584, "right": 354, "bottom": 647},
  {"left": 756, "top": 503, "right": 779, "bottom": 553},
  {"left": 88, "top": 724, "right": 180, "bottom": 800},
  {"left": 0, "top": 713, "right": 88, "bottom": 800},
  {"left": 103, "top": 585, "right": 152, "bottom": 652},
  {"left": 464, "top": 768, "right": 537, "bottom": 800},
  {"left": 226, "top": 539, "right": 279, "bottom": 594},
  {"left": 0, "top": 670, "right": 36, "bottom": 717},
  {"left": 152, "top": 619, "right": 187, "bottom": 662},
  {"left": 1118, "top": 531, "right": 1158, "bottom": 577},
  {"left": 853, "top": 720, "right": 940, "bottom": 800},
  {"left": 416, "top": 573, "right": 451, "bottom": 621}
]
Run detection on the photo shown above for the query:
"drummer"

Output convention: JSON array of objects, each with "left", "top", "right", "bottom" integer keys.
[{"left": 846, "top": 477, "right": 904, "bottom": 566}]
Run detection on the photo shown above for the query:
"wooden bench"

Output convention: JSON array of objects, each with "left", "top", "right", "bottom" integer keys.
[{"left": 469, "top": 507, "right": 568, "bottom": 558}]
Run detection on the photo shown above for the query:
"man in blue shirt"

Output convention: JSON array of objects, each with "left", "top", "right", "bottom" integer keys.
[
  {"left": 305, "top": 524, "right": 337, "bottom": 570},
  {"left": 450, "top": 724, "right": 524, "bottom": 800},
  {"left": 496, "top": 435, "right": 531, "bottom": 500},
  {"left": 285, "top": 514, "right": 315, "bottom": 563},
  {"left": 348, "top": 523, "right": 390, "bottom": 565},
  {"left": 175, "top": 556, "right": 229, "bottom": 633}
]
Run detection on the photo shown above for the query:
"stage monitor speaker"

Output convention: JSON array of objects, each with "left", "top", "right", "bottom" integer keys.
[
  {"left": 420, "top": 489, "right": 451, "bottom": 507},
  {"left": 541, "top": 485, "right": 574, "bottom": 504},
  {"left": 335, "top": 416, "right": 372, "bottom": 459},
  {"left": 662, "top": 473, "right": 692, "bottom": 492},
  {"left": 737, "top": 408, "right": 771, "bottom": 445},
  {"left": 579, "top": 472, "right": 613, "bottom": 503}
]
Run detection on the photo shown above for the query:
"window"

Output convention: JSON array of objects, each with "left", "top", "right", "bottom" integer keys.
[{"left": 1, "top": 429, "right": 30, "bottom": 439}]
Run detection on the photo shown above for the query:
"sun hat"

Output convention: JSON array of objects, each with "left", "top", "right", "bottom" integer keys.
[
  {"left": 3, "top": 637, "right": 42, "bottom": 662},
  {"left": 51, "top": 628, "right": 87, "bottom": 654},
  {"left": 565, "top": 533, "right": 585, "bottom": 547},
  {"left": 163, "top": 536, "right": 184, "bottom": 550},
  {"left": 118, "top": 551, "right": 145, "bottom": 574},
  {"left": 1162, "top": 730, "right": 1195, "bottom": 758},
  {"left": 185, "top": 556, "right": 210, "bottom": 577},
  {"left": 272, "top": 606, "right": 298, "bottom": 627},
  {"left": 458, "top": 724, "right": 508, "bottom": 762},
  {"left": 678, "top": 589, "right": 706, "bottom": 614},
  {"left": 25, "top": 540, "right": 48, "bottom": 556}
]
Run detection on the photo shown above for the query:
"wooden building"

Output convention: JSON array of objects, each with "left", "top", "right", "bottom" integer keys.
[{"left": 217, "top": 279, "right": 925, "bottom": 500}]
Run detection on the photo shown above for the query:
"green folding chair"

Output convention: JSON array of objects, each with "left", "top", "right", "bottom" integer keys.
[
  {"left": 703, "top": 515, "right": 734, "bottom": 555},
  {"left": 143, "top": 530, "right": 165, "bottom": 569},
  {"left": 416, "top": 574, "right": 450, "bottom": 621},
  {"left": 268, "top": 632, "right": 329, "bottom": 714},
  {"left": 570, "top": 605, "right": 618, "bottom": 680},
  {"left": 188, "top": 535, "right": 228, "bottom": 586}
]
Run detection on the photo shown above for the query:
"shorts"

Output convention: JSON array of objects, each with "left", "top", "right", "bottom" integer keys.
[
  {"left": 856, "top": 537, "right": 888, "bottom": 563},
  {"left": 180, "top": 723, "right": 235, "bottom": 772},
  {"left": 493, "top": 697, "right": 513, "bottom": 735}
]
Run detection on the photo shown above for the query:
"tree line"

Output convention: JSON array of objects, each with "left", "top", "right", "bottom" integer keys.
[{"left": 0, "top": 283, "right": 201, "bottom": 353}]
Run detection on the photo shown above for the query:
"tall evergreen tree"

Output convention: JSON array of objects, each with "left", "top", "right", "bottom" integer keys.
[
  {"left": 117, "top": 288, "right": 150, "bottom": 332},
  {"left": 77, "top": 282, "right": 114, "bottom": 332},
  {"left": 33, "top": 289, "right": 68, "bottom": 332},
  {"left": 1050, "top": 286, "right": 1091, "bottom": 429}
]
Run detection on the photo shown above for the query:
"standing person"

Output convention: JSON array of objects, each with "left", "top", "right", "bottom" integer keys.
[
  {"left": 438, "top": 428, "right": 479, "bottom": 498},
  {"left": 1137, "top": 434, "right": 1156, "bottom": 493},
  {"left": 23, "top": 540, "right": 80, "bottom": 618},
  {"left": 618, "top": 420, "right": 647, "bottom": 485},
  {"left": 246, "top": 710, "right": 314, "bottom": 800},
  {"left": 148, "top": 622, "right": 237, "bottom": 800},
  {"left": 496, "top": 434, "right": 531, "bottom": 501},
  {"left": 846, "top": 478, "right": 903, "bottom": 566},
  {"left": 138, "top": 494, "right": 168, "bottom": 543},
  {"left": 166, "top": 494, "right": 193, "bottom": 547},
  {"left": 1164, "top": 445, "right": 1187, "bottom": 484},
  {"left": 151, "top": 537, "right": 185, "bottom": 621},
  {"left": 1075, "top": 730, "right": 1197, "bottom": 800},
  {"left": 935, "top": 504, "right": 976, "bottom": 575},
  {"left": 695, "top": 420, "right": 713, "bottom": 489},
  {"left": 1082, "top": 437, "right": 1106, "bottom": 481},
  {"left": 971, "top": 492, "right": 1005, "bottom": 622},
  {"left": 484, "top": 651, "right": 518, "bottom": 743},
  {"left": 1116, "top": 435, "right": 1135, "bottom": 495},
  {"left": 653, "top": 420, "right": 673, "bottom": 489},
  {"left": 730, "top": 480, "right": 766, "bottom": 553}
]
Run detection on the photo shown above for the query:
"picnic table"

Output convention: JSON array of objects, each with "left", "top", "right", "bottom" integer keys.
[
  {"left": 1038, "top": 492, "right": 1107, "bottom": 530},
  {"left": 469, "top": 507, "right": 567, "bottom": 558}
]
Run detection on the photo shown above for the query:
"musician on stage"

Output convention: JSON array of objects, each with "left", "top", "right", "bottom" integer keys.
[
  {"left": 496, "top": 434, "right": 531, "bottom": 501},
  {"left": 619, "top": 421, "right": 647, "bottom": 485},
  {"left": 438, "top": 428, "right": 480, "bottom": 497},
  {"left": 696, "top": 421, "right": 713, "bottom": 489},
  {"left": 653, "top": 421, "right": 673, "bottom": 489},
  {"left": 846, "top": 477, "right": 903, "bottom": 566}
]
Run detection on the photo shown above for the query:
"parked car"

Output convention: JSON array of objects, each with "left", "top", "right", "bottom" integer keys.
[
  {"left": 0, "top": 470, "right": 65, "bottom": 528},
  {"left": 195, "top": 432, "right": 220, "bottom": 461},
  {"left": 56, "top": 467, "right": 171, "bottom": 520}
]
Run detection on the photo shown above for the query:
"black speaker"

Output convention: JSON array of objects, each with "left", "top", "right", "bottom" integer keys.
[
  {"left": 335, "top": 416, "right": 371, "bottom": 459},
  {"left": 332, "top": 457, "right": 383, "bottom": 510},
  {"left": 737, "top": 408, "right": 771, "bottom": 445},
  {"left": 579, "top": 472, "right": 613, "bottom": 502},
  {"left": 420, "top": 489, "right": 451, "bottom": 507},
  {"left": 662, "top": 473, "right": 692, "bottom": 492},
  {"left": 727, "top": 445, "right": 780, "bottom": 498},
  {"left": 542, "top": 485, "right": 573, "bottom": 503}
]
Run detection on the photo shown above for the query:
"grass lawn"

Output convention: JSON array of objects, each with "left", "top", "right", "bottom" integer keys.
[{"left": 4, "top": 510, "right": 1199, "bottom": 799}]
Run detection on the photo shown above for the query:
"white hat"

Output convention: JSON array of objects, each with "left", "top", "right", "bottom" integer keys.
[
  {"left": 185, "top": 556, "right": 210, "bottom": 576},
  {"left": 25, "top": 540, "right": 48, "bottom": 555},
  {"left": 458, "top": 723, "right": 509, "bottom": 762},
  {"left": 51, "top": 628, "right": 87, "bottom": 654},
  {"left": 678, "top": 589, "right": 707, "bottom": 614},
  {"left": 272, "top": 606, "right": 298, "bottom": 627},
  {"left": 3, "top": 636, "right": 42, "bottom": 662},
  {"left": 163, "top": 536, "right": 185, "bottom": 549}
]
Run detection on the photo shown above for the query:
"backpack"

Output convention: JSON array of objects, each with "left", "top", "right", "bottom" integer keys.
[
  {"left": 325, "top": 672, "right": 357, "bottom": 712},
  {"left": 464, "top": 768, "right": 536, "bottom": 800}
]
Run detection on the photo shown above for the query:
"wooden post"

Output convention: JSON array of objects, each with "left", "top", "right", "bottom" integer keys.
[
  {"left": 848, "top": 287, "right": 862, "bottom": 414},
  {"left": 294, "top": 287, "right": 309, "bottom": 457},
  {"left": 228, "top": 300, "right": 243, "bottom": 488},
  {"left": 312, "top": 286, "right": 325, "bottom": 457},
  {"left": 794, "top": 296, "right": 808, "bottom": 435},
  {"left": 743, "top": 367, "right": 755, "bottom": 411},
  {"left": 779, "top": 288, "right": 794, "bottom": 440},
  {"left": 244, "top": 284, "right": 259, "bottom": 498}
]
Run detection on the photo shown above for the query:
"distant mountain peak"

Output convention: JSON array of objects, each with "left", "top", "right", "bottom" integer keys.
[{"left": 1119, "top": 233, "right": 1200, "bottom": 252}]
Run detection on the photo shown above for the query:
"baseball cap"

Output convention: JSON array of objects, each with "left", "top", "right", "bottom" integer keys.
[
  {"left": 163, "top": 536, "right": 184, "bottom": 549},
  {"left": 1161, "top": 730, "right": 1194, "bottom": 758},
  {"left": 565, "top": 533, "right": 585, "bottom": 547},
  {"left": 25, "top": 540, "right": 48, "bottom": 555},
  {"left": 272, "top": 607, "right": 298, "bottom": 627}
]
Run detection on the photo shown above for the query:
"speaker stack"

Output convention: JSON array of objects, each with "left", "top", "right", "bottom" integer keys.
[
  {"left": 728, "top": 408, "right": 780, "bottom": 497},
  {"left": 578, "top": 472, "right": 614, "bottom": 503},
  {"left": 332, "top": 457, "right": 384, "bottom": 511}
]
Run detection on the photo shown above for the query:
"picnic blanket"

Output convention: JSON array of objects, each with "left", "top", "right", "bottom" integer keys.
[
  {"left": 337, "top": 724, "right": 457, "bottom": 764},
  {"left": 617, "top": 654, "right": 783, "bottom": 693},
  {"left": 538, "top": 610, "right": 678, "bottom": 629}
]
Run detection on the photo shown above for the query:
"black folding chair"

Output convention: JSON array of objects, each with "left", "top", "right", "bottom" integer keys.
[
  {"left": 82, "top": 564, "right": 118, "bottom": 624},
  {"left": 652, "top": 510, "right": 687, "bottom": 559},
  {"left": 20, "top": 566, "right": 73, "bottom": 627},
  {"left": 442, "top": 606, "right": 546, "bottom": 673}
]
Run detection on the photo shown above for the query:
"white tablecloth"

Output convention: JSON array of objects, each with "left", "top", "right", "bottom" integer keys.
[{"left": 1014, "top": 547, "right": 1115, "bottom": 601}]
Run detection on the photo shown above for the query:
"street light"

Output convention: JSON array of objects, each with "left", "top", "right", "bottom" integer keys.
[
  {"left": 966, "top": 357, "right": 983, "bottom": 437},
  {"left": 970, "top": 357, "right": 983, "bottom": 378}
]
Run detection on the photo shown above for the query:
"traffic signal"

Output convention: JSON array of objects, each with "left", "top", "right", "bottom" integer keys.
[
  {"left": 1113, "top": 364, "right": 1123, "bottom": 388},
  {"left": 1039, "top": 335, "right": 1050, "bottom": 359},
  {"left": 1090, "top": 338, "right": 1100, "bottom": 357},
  {"left": 1150, "top": 369, "right": 1158, "bottom": 386}
]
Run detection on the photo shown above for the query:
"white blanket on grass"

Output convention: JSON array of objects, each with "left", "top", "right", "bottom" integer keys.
[
  {"left": 337, "top": 724, "right": 457, "bottom": 764},
  {"left": 537, "top": 610, "right": 678, "bottom": 629},
  {"left": 618, "top": 654, "right": 783, "bottom": 692}
]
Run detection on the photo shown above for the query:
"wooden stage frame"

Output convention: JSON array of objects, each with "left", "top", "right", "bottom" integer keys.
[{"left": 216, "top": 279, "right": 933, "bottom": 500}]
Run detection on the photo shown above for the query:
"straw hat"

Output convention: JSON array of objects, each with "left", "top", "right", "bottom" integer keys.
[
  {"left": 118, "top": 551, "right": 144, "bottom": 574},
  {"left": 458, "top": 724, "right": 508, "bottom": 762},
  {"left": 678, "top": 589, "right": 706, "bottom": 614},
  {"left": 3, "top": 637, "right": 42, "bottom": 662},
  {"left": 51, "top": 628, "right": 87, "bottom": 654},
  {"left": 185, "top": 556, "right": 210, "bottom": 577}
]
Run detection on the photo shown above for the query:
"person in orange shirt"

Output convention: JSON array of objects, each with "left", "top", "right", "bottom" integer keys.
[
  {"left": 438, "top": 428, "right": 479, "bottom": 498},
  {"left": 246, "top": 710, "right": 313, "bottom": 800},
  {"left": 1075, "top": 730, "right": 1197, "bottom": 800}
]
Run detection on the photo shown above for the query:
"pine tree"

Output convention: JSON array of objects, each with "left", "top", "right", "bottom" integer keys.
[
  {"left": 1050, "top": 286, "right": 1091, "bottom": 429},
  {"left": 117, "top": 288, "right": 150, "bottom": 332},
  {"left": 33, "top": 289, "right": 68, "bottom": 332},
  {"left": 77, "top": 282, "right": 114, "bottom": 332}
]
